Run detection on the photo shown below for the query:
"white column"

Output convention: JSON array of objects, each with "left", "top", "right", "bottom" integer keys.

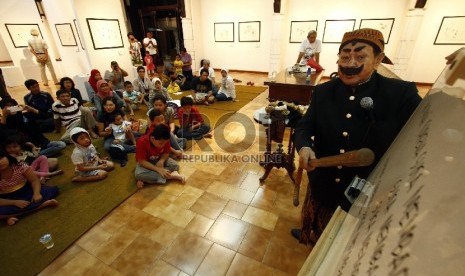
[
  {"left": 392, "top": 9, "right": 425, "bottom": 80},
  {"left": 268, "top": 13, "right": 285, "bottom": 79},
  {"left": 181, "top": 0, "right": 196, "bottom": 72}
]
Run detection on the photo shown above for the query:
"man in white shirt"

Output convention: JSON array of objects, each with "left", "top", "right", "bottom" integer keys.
[
  {"left": 295, "top": 30, "right": 322, "bottom": 65},
  {"left": 28, "top": 29, "right": 59, "bottom": 86},
  {"left": 143, "top": 31, "right": 158, "bottom": 66}
]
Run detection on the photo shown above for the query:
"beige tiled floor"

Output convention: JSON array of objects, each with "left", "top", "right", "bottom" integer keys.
[{"left": 3, "top": 70, "right": 431, "bottom": 276}]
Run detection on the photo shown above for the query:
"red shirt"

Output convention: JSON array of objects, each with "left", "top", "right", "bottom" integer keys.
[
  {"left": 177, "top": 106, "right": 203, "bottom": 128},
  {"left": 135, "top": 134, "right": 171, "bottom": 163}
]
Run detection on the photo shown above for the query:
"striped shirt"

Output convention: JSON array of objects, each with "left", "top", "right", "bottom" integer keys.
[
  {"left": 0, "top": 163, "right": 28, "bottom": 194},
  {"left": 52, "top": 98, "right": 81, "bottom": 128}
]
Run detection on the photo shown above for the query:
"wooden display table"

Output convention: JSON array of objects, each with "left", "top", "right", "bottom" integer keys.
[{"left": 264, "top": 69, "right": 324, "bottom": 105}]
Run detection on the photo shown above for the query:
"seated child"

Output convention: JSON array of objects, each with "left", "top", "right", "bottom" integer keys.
[
  {"left": 167, "top": 80, "right": 181, "bottom": 94},
  {"left": 122, "top": 81, "right": 146, "bottom": 116},
  {"left": 151, "top": 94, "right": 180, "bottom": 136},
  {"left": 106, "top": 113, "right": 136, "bottom": 167},
  {"left": 4, "top": 135, "right": 63, "bottom": 184},
  {"left": 70, "top": 127, "right": 114, "bottom": 182},
  {"left": 177, "top": 96, "right": 212, "bottom": 140},
  {"left": 150, "top": 78, "right": 172, "bottom": 105},
  {"left": 148, "top": 109, "right": 185, "bottom": 158},
  {"left": 135, "top": 124, "right": 185, "bottom": 188}
]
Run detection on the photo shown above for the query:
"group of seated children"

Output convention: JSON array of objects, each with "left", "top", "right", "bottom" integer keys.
[{"left": 0, "top": 57, "right": 234, "bottom": 225}]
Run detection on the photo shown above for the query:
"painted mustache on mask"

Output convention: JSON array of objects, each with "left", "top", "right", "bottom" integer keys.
[{"left": 339, "top": 65, "right": 364, "bottom": 76}]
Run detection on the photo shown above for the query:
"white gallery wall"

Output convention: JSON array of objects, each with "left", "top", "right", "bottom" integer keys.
[
  {"left": 192, "top": 0, "right": 464, "bottom": 83},
  {"left": 0, "top": 0, "right": 464, "bottom": 86},
  {"left": 0, "top": 1, "right": 50, "bottom": 84},
  {"left": 0, "top": 0, "right": 135, "bottom": 88}
]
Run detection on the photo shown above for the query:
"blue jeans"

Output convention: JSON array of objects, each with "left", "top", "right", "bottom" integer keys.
[
  {"left": 39, "top": 141, "right": 67, "bottom": 157},
  {"left": 215, "top": 93, "right": 232, "bottom": 101},
  {"left": 104, "top": 136, "right": 136, "bottom": 161},
  {"left": 177, "top": 124, "right": 211, "bottom": 140},
  {"left": 170, "top": 133, "right": 186, "bottom": 150}
]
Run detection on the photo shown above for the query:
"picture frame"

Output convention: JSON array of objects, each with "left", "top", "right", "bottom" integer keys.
[
  {"left": 238, "top": 21, "right": 261, "bottom": 42},
  {"left": 214, "top": 22, "right": 234, "bottom": 42},
  {"left": 55, "top": 23, "right": 77, "bottom": 46},
  {"left": 86, "top": 18, "right": 124, "bottom": 50},
  {"left": 359, "top": 18, "right": 395, "bottom": 44},
  {"left": 434, "top": 16, "right": 465, "bottom": 45},
  {"left": 73, "top": 19, "right": 85, "bottom": 50},
  {"left": 4, "top": 23, "right": 42, "bottom": 48},
  {"left": 322, "top": 19, "right": 356, "bottom": 43},
  {"left": 289, "top": 20, "right": 318, "bottom": 43}
]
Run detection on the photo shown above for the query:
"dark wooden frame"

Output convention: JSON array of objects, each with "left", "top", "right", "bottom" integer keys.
[
  {"left": 359, "top": 18, "right": 395, "bottom": 44},
  {"left": 55, "top": 23, "right": 77, "bottom": 46},
  {"left": 214, "top": 22, "right": 234, "bottom": 42},
  {"left": 434, "top": 16, "right": 465, "bottom": 45},
  {"left": 86, "top": 18, "right": 124, "bottom": 50},
  {"left": 238, "top": 21, "right": 261, "bottom": 42},
  {"left": 5, "top": 23, "right": 42, "bottom": 48},
  {"left": 289, "top": 20, "right": 318, "bottom": 43},
  {"left": 322, "top": 19, "right": 356, "bottom": 43}
]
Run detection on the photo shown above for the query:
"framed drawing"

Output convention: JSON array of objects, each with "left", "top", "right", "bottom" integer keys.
[
  {"left": 73, "top": 19, "right": 85, "bottom": 50},
  {"left": 239, "top": 21, "right": 261, "bottom": 42},
  {"left": 359, "top": 18, "right": 395, "bottom": 43},
  {"left": 322, "top": 19, "right": 356, "bottom": 43},
  {"left": 55, "top": 23, "right": 77, "bottom": 46},
  {"left": 434, "top": 16, "right": 465, "bottom": 45},
  {"left": 214, "top": 22, "right": 234, "bottom": 42},
  {"left": 289, "top": 20, "right": 318, "bottom": 43},
  {"left": 5, "top": 23, "right": 42, "bottom": 48},
  {"left": 86, "top": 18, "right": 124, "bottom": 50}
]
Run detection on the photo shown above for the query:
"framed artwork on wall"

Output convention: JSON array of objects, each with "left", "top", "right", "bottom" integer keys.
[
  {"left": 214, "top": 22, "right": 234, "bottom": 42},
  {"left": 73, "top": 19, "right": 85, "bottom": 50},
  {"left": 55, "top": 23, "right": 77, "bottom": 46},
  {"left": 322, "top": 19, "right": 356, "bottom": 43},
  {"left": 359, "top": 18, "right": 395, "bottom": 43},
  {"left": 86, "top": 18, "right": 124, "bottom": 50},
  {"left": 434, "top": 16, "right": 465, "bottom": 45},
  {"left": 5, "top": 23, "right": 42, "bottom": 48},
  {"left": 239, "top": 21, "right": 261, "bottom": 42},
  {"left": 289, "top": 20, "right": 318, "bottom": 43}
]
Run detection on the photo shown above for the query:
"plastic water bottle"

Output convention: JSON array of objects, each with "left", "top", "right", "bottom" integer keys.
[{"left": 306, "top": 67, "right": 311, "bottom": 84}]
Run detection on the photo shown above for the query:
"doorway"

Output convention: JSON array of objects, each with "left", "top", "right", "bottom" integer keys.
[{"left": 124, "top": 1, "right": 185, "bottom": 65}]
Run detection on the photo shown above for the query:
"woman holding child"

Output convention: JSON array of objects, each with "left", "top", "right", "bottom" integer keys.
[{"left": 96, "top": 96, "right": 136, "bottom": 167}]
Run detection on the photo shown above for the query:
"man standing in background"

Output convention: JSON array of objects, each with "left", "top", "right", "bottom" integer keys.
[
  {"left": 295, "top": 30, "right": 322, "bottom": 65},
  {"left": 28, "top": 29, "right": 59, "bottom": 86},
  {"left": 143, "top": 31, "right": 158, "bottom": 67}
]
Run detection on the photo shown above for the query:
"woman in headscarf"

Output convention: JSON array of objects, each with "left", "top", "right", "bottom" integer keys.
[{"left": 94, "top": 80, "right": 125, "bottom": 118}]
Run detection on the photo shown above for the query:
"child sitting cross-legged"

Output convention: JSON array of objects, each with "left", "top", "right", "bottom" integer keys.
[
  {"left": 122, "top": 81, "right": 146, "bottom": 116},
  {"left": 4, "top": 135, "right": 63, "bottom": 184},
  {"left": 106, "top": 113, "right": 136, "bottom": 167},
  {"left": 70, "top": 127, "right": 114, "bottom": 182},
  {"left": 148, "top": 109, "right": 185, "bottom": 159},
  {"left": 135, "top": 124, "right": 185, "bottom": 189},
  {"left": 177, "top": 96, "right": 212, "bottom": 140}
]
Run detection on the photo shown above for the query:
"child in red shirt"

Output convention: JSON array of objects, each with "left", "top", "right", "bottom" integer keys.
[
  {"left": 135, "top": 124, "right": 185, "bottom": 188},
  {"left": 144, "top": 52, "right": 155, "bottom": 77},
  {"left": 176, "top": 96, "right": 211, "bottom": 140}
]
